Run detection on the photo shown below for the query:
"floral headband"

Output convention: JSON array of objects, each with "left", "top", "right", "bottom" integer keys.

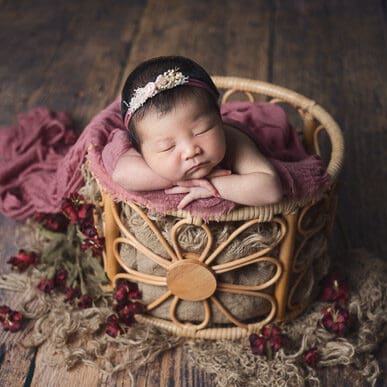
[{"left": 123, "top": 68, "right": 217, "bottom": 128}]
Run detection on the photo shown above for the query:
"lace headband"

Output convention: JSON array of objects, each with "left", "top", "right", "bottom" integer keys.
[{"left": 123, "top": 68, "right": 217, "bottom": 128}]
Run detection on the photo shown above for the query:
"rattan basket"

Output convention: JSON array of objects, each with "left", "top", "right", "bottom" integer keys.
[{"left": 96, "top": 76, "right": 344, "bottom": 340}]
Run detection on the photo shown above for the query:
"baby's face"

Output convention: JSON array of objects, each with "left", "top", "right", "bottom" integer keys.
[{"left": 136, "top": 97, "right": 226, "bottom": 182}]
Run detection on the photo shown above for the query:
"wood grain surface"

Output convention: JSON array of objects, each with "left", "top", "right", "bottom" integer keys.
[{"left": 0, "top": 0, "right": 386, "bottom": 385}]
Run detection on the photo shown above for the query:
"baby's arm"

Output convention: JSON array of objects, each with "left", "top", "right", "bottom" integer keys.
[
  {"left": 168, "top": 128, "right": 283, "bottom": 208},
  {"left": 112, "top": 148, "right": 173, "bottom": 191},
  {"left": 210, "top": 129, "right": 283, "bottom": 206},
  {"left": 112, "top": 149, "right": 222, "bottom": 195}
]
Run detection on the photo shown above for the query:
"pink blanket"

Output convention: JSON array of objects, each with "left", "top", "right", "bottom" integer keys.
[{"left": 0, "top": 99, "right": 329, "bottom": 221}]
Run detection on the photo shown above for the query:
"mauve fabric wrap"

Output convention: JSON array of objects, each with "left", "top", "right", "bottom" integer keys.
[{"left": 0, "top": 98, "right": 328, "bottom": 220}]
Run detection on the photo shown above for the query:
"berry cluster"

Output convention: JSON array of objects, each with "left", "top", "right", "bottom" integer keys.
[
  {"left": 248, "top": 270, "right": 352, "bottom": 368},
  {"left": 249, "top": 324, "right": 285, "bottom": 359},
  {"left": 105, "top": 279, "right": 145, "bottom": 337},
  {"left": 0, "top": 305, "right": 23, "bottom": 332}
]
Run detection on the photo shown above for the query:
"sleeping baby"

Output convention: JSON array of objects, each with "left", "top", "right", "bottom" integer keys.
[{"left": 113, "top": 55, "right": 283, "bottom": 209}]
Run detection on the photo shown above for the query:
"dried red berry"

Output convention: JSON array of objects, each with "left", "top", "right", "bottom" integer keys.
[
  {"left": 128, "top": 286, "right": 141, "bottom": 300},
  {"left": 0, "top": 305, "right": 11, "bottom": 321},
  {"left": 113, "top": 281, "right": 143, "bottom": 313},
  {"left": 105, "top": 315, "right": 123, "bottom": 338},
  {"left": 33, "top": 212, "right": 69, "bottom": 233},
  {"left": 77, "top": 204, "right": 94, "bottom": 221},
  {"left": 249, "top": 324, "right": 285, "bottom": 357},
  {"left": 0, "top": 305, "right": 24, "bottom": 332},
  {"left": 63, "top": 287, "right": 81, "bottom": 302},
  {"left": 269, "top": 332, "right": 285, "bottom": 352},
  {"left": 2, "top": 311, "right": 23, "bottom": 332},
  {"left": 77, "top": 294, "right": 93, "bottom": 309},
  {"left": 117, "top": 304, "right": 136, "bottom": 326},
  {"left": 7, "top": 250, "right": 38, "bottom": 272},
  {"left": 262, "top": 324, "right": 285, "bottom": 351},
  {"left": 80, "top": 222, "right": 98, "bottom": 238},
  {"left": 61, "top": 193, "right": 94, "bottom": 224},
  {"left": 304, "top": 348, "right": 320, "bottom": 367},
  {"left": 80, "top": 236, "right": 104, "bottom": 256},
  {"left": 113, "top": 286, "right": 128, "bottom": 303},
  {"left": 321, "top": 304, "right": 350, "bottom": 336},
  {"left": 320, "top": 272, "right": 350, "bottom": 305},
  {"left": 116, "top": 279, "right": 141, "bottom": 300},
  {"left": 249, "top": 334, "right": 266, "bottom": 355},
  {"left": 54, "top": 269, "right": 67, "bottom": 288},
  {"left": 127, "top": 301, "right": 145, "bottom": 315},
  {"left": 61, "top": 201, "right": 79, "bottom": 224},
  {"left": 37, "top": 278, "right": 55, "bottom": 293},
  {"left": 262, "top": 324, "right": 282, "bottom": 339}
]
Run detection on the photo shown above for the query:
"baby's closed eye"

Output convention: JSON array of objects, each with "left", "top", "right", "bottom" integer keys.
[
  {"left": 156, "top": 141, "right": 175, "bottom": 152},
  {"left": 194, "top": 126, "right": 213, "bottom": 136},
  {"left": 158, "top": 145, "right": 175, "bottom": 153}
]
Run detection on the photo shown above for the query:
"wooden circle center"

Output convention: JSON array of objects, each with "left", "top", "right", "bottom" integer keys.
[{"left": 166, "top": 259, "right": 217, "bottom": 301}]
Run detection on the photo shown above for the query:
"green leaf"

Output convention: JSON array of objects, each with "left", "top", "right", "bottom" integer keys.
[{"left": 87, "top": 256, "right": 109, "bottom": 285}]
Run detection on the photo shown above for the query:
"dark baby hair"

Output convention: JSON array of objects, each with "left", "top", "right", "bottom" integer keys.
[{"left": 121, "top": 56, "right": 220, "bottom": 151}]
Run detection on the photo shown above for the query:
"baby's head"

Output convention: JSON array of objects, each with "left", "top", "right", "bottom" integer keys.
[
  {"left": 121, "top": 56, "right": 226, "bottom": 182},
  {"left": 121, "top": 56, "right": 220, "bottom": 150}
]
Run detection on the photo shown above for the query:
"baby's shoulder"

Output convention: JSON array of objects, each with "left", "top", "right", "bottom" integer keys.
[
  {"left": 222, "top": 123, "right": 263, "bottom": 171},
  {"left": 224, "top": 123, "right": 257, "bottom": 150},
  {"left": 119, "top": 147, "right": 142, "bottom": 159}
]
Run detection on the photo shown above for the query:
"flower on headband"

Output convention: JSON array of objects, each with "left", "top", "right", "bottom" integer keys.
[
  {"left": 155, "top": 69, "right": 187, "bottom": 90},
  {"left": 129, "top": 82, "right": 156, "bottom": 113},
  {"left": 128, "top": 68, "right": 188, "bottom": 114}
]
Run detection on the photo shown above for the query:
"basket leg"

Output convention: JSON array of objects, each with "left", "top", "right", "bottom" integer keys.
[
  {"left": 102, "top": 193, "right": 120, "bottom": 283},
  {"left": 274, "top": 211, "right": 298, "bottom": 322}
]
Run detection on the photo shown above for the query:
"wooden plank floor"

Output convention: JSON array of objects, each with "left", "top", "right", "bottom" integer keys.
[{"left": 0, "top": 1, "right": 386, "bottom": 385}]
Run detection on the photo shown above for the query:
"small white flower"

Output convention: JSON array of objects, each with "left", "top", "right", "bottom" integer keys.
[
  {"left": 129, "top": 82, "right": 157, "bottom": 112},
  {"left": 143, "top": 81, "right": 156, "bottom": 96},
  {"left": 155, "top": 74, "right": 168, "bottom": 90}
]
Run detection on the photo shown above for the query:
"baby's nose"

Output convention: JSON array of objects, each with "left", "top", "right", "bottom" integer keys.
[{"left": 182, "top": 143, "right": 201, "bottom": 160}]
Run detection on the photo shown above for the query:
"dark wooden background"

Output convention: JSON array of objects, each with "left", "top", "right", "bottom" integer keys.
[{"left": 0, "top": 1, "right": 386, "bottom": 386}]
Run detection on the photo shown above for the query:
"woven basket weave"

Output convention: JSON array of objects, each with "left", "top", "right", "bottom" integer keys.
[{"left": 96, "top": 77, "right": 344, "bottom": 339}]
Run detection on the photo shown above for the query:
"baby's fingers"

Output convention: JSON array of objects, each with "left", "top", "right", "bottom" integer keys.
[
  {"left": 176, "top": 179, "right": 219, "bottom": 197},
  {"left": 165, "top": 186, "right": 190, "bottom": 195},
  {"left": 177, "top": 193, "right": 196, "bottom": 209},
  {"left": 199, "top": 180, "right": 219, "bottom": 197}
]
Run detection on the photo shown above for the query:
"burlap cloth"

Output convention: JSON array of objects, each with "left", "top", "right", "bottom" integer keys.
[{"left": 117, "top": 198, "right": 329, "bottom": 325}]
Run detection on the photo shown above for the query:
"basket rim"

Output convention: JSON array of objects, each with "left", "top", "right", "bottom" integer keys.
[{"left": 165, "top": 76, "right": 344, "bottom": 223}]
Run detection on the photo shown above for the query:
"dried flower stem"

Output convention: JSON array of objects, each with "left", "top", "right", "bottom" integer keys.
[{"left": 75, "top": 246, "right": 87, "bottom": 295}]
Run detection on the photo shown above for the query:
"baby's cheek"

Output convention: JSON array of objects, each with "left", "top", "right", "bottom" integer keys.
[{"left": 155, "top": 158, "right": 180, "bottom": 180}]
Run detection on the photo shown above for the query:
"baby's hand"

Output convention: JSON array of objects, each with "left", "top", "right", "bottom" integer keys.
[
  {"left": 165, "top": 185, "right": 215, "bottom": 209},
  {"left": 164, "top": 170, "right": 231, "bottom": 209},
  {"left": 172, "top": 178, "right": 220, "bottom": 197}
]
